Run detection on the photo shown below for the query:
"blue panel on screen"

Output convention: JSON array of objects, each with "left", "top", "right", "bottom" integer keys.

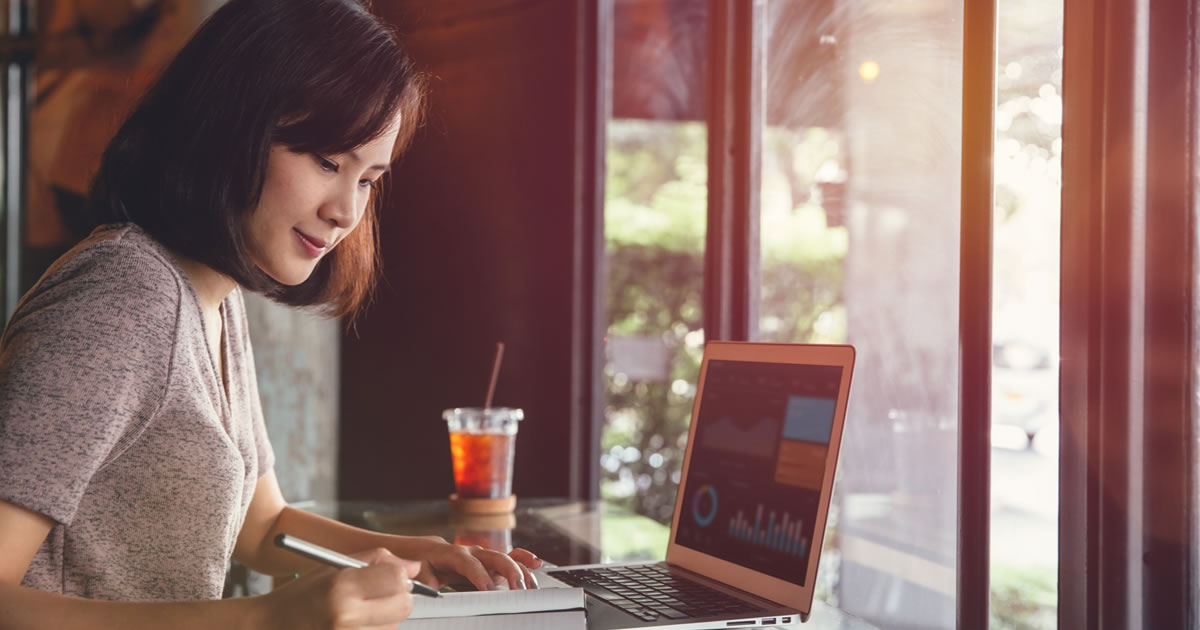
[{"left": 782, "top": 396, "right": 837, "bottom": 444}]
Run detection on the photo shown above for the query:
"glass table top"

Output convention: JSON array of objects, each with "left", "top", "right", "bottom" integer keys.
[{"left": 295, "top": 497, "right": 881, "bottom": 629}]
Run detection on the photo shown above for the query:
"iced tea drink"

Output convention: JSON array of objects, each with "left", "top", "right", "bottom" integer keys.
[{"left": 443, "top": 407, "right": 523, "bottom": 499}]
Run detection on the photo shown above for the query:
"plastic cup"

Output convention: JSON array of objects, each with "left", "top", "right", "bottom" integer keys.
[{"left": 443, "top": 407, "right": 523, "bottom": 499}]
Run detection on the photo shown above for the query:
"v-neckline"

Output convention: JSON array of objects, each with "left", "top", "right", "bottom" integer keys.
[
  {"left": 213, "top": 303, "right": 231, "bottom": 410},
  {"left": 187, "top": 280, "right": 234, "bottom": 421},
  {"left": 159, "top": 241, "right": 235, "bottom": 423},
  {"left": 133, "top": 227, "right": 236, "bottom": 423}
]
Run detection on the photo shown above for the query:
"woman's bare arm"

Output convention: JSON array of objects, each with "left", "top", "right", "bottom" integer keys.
[
  {"left": 0, "top": 500, "right": 51, "bottom": 585},
  {"left": 0, "top": 499, "right": 263, "bottom": 630},
  {"left": 0, "top": 498, "right": 416, "bottom": 630},
  {"left": 0, "top": 582, "right": 264, "bottom": 630}
]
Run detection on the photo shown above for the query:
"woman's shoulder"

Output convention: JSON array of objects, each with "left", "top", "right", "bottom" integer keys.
[
  {"left": 10, "top": 223, "right": 187, "bottom": 332},
  {"left": 39, "top": 223, "right": 184, "bottom": 296}
]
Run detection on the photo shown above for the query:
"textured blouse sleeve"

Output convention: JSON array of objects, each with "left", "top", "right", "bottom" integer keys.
[{"left": 0, "top": 241, "right": 179, "bottom": 525}]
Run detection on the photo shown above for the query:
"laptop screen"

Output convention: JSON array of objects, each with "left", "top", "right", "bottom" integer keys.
[{"left": 674, "top": 359, "right": 843, "bottom": 587}]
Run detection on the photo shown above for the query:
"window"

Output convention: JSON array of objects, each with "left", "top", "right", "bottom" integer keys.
[
  {"left": 602, "top": 0, "right": 708, "bottom": 530},
  {"left": 598, "top": 0, "right": 1199, "bottom": 624},
  {"left": 760, "top": 1, "right": 962, "bottom": 625},
  {"left": 989, "top": 2, "right": 1061, "bottom": 626}
]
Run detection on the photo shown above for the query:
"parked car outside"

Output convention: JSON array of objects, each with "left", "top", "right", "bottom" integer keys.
[{"left": 992, "top": 337, "right": 1058, "bottom": 447}]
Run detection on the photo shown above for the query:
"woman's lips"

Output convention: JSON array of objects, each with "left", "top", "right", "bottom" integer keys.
[{"left": 294, "top": 229, "right": 328, "bottom": 258}]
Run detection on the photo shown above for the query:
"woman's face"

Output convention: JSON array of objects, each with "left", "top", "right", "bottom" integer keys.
[{"left": 245, "top": 120, "right": 401, "bottom": 286}]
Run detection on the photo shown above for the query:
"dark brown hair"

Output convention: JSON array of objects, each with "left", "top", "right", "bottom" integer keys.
[{"left": 89, "top": 0, "right": 427, "bottom": 318}]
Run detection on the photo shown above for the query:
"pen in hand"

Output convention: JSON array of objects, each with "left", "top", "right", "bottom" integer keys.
[{"left": 274, "top": 533, "right": 441, "bottom": 598}]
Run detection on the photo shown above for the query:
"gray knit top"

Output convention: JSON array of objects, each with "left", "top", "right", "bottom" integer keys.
[{"left": 0, "top": 223, "right": 275, "bottom": 600}]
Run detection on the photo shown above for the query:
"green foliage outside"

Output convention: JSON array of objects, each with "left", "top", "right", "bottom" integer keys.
[
  {"left": 603, "top": 121, "right": 708, "bottom": 525},
  {"left": 991, "top": 564, "right": 1057, "bottom": 629},
  {"left": 598, "top": 504, "right": 672, "bottom": 563},
  {"left": 601, "top": 121, "right": 848, "bottom": 524}
]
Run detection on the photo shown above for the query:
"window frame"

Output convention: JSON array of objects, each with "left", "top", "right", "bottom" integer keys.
[
  {"left": 1, "top": 0, "right": 33, "bottom": 321},
  {"left": 570, "top": 0, "right": 611, "bottom": 503},
  {"left": 958, "top": 0, "right": 997, "bottom": 626},
  {"left": 1060, "top": 0, "right": 1199, "bottom": 627},
  {"left": 704, "top": 0, "right": 763, "bottom": 343}
]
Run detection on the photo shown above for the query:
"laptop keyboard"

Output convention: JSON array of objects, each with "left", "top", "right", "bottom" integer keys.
[{"left": 547, "top": 564, "right": 767, "bottom": 623}]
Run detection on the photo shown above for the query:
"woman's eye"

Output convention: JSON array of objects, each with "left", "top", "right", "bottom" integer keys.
[
  {"left": 315, "top": 155, "right": 338, "bottom": 172},
  {"left": 359, "top": 179, "right": 379, "bottom": 189}
]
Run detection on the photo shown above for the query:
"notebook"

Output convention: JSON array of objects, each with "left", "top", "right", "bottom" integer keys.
[
  {"left": 403, "top": 587, "right": 587, "bottom": 629},
  {"left": 538, "top": 342, "right": 856, "bottom": 628}
]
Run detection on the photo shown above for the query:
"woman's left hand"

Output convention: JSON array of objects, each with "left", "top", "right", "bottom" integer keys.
[{"left": 400, "top": 536, "right": 543, "bottom": 592}]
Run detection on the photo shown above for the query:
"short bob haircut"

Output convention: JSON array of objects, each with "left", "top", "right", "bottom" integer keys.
[{"left": 89, "top": 0, "right": 426, "bottom": 319}]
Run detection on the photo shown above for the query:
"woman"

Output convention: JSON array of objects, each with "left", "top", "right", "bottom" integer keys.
[{"left": 0, "top": 0, "right": 541, "bottom": 627}]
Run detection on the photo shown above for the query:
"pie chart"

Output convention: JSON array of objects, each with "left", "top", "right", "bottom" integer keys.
[{"left": 692, "top": 484, "right": 718, "bottom": 527}]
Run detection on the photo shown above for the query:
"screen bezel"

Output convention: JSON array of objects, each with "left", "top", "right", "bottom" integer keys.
[{"left": 664, "top": 341, "right": 856, "bottom": 614}]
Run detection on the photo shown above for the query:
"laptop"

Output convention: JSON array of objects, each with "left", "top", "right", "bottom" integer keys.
[{"left": 537, "top": 341, "right": 856, "bottom": 628}]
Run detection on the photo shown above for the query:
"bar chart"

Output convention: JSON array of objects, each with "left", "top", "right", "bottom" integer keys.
[{"left": 727, "top": 504, "right": 809, "bottom": 557}]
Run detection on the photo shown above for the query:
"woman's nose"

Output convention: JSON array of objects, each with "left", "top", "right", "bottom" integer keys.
[{"left": 319, "top": 188, "right": 362, "bottom": 228}]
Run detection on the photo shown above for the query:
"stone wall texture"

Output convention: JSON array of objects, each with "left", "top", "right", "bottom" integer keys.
[{"left": 243, "top": 293, "right": 340, "bottom": 504}]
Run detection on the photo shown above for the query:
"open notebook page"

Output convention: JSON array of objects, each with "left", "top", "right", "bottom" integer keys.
[
  {"left": 408, "top": 587, "right": 586, "bottom": 619},
  {"left": 400, "top": 610, "right": 586, "bottom": 630}
]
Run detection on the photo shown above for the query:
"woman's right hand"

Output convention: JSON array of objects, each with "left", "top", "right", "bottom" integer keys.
[{"left": 258, "top": 547, "right": 422, "bottom": 630}]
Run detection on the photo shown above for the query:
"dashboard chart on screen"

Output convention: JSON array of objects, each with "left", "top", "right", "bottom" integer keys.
[{"left": 675, "top": 360, "right": 842, "bottom": 586}]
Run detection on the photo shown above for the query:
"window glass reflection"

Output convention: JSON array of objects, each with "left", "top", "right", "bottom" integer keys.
[{"left": 761, "top": 1, "right": 963, "bottom": 627}]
